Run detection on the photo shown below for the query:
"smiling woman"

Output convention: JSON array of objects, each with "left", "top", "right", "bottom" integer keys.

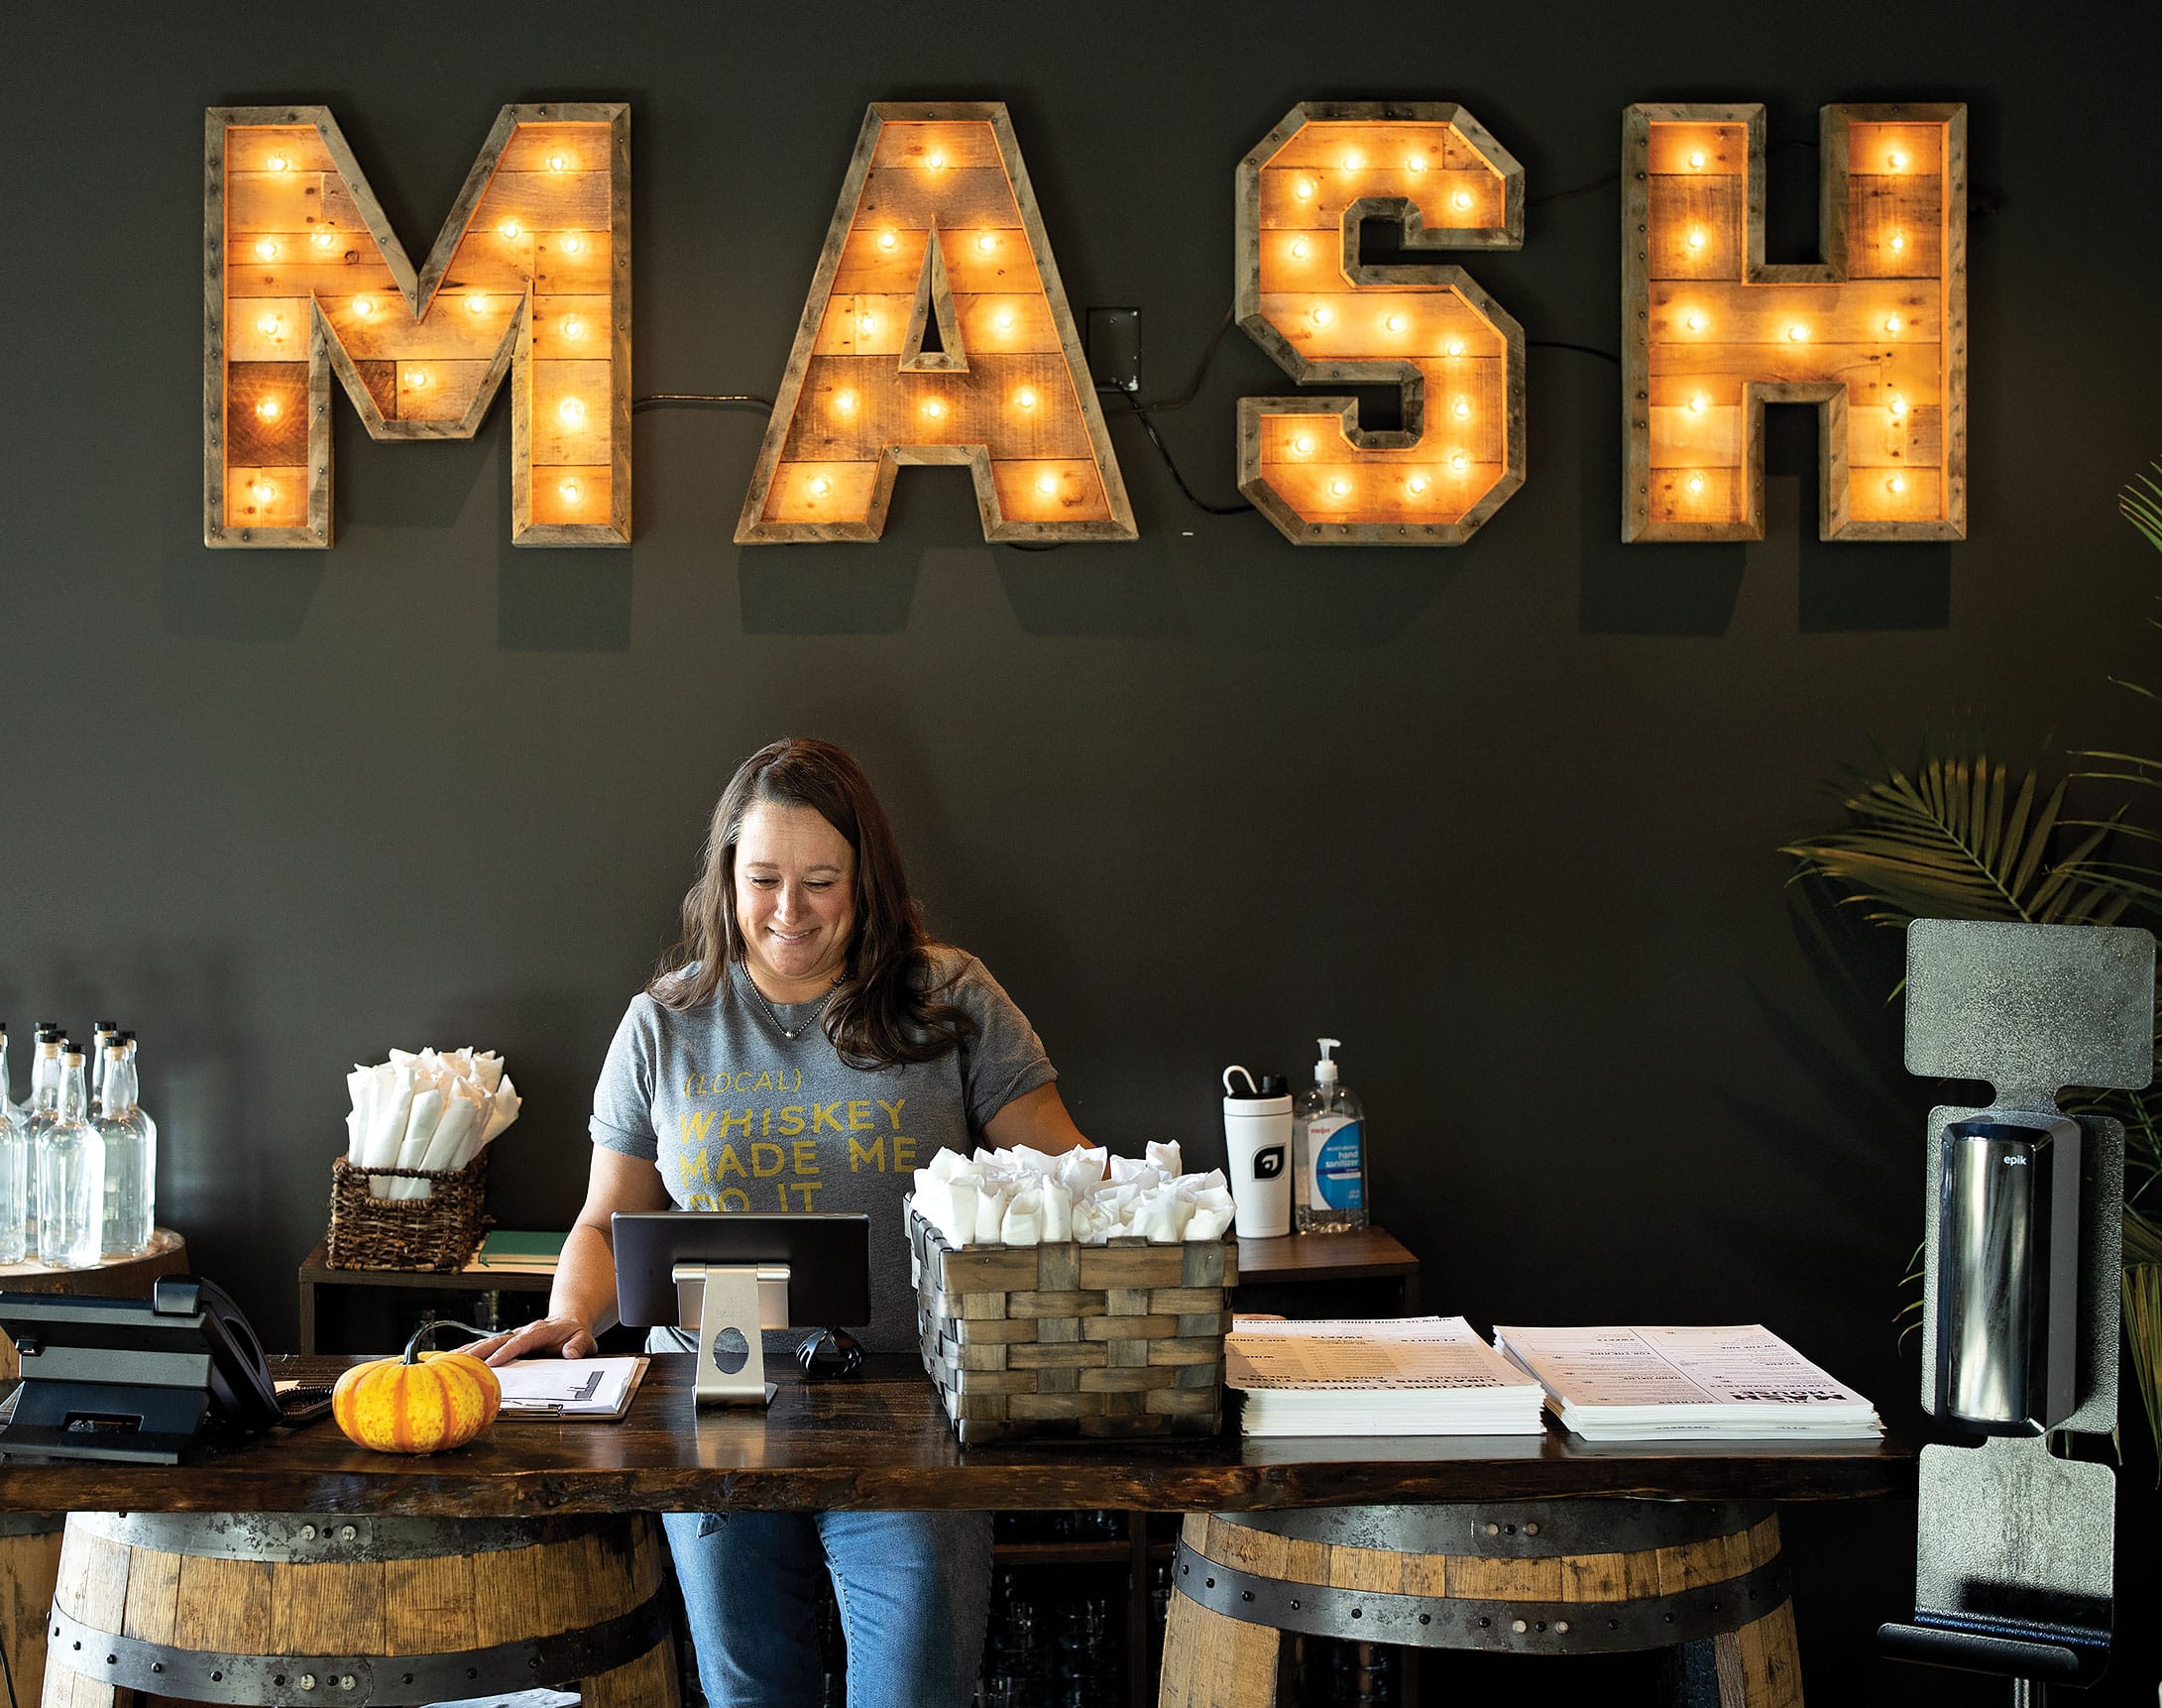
[{"left": 467, "top": 736, "right": 1091, "bottom": 1708}]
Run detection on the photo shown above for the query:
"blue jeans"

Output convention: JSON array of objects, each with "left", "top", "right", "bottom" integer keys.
[{"left": 662, "top": 1509, "right": 992, "bottom": 1708}]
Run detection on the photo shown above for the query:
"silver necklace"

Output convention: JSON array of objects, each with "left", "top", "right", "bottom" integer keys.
[{"left": 745, "top": 972, "right": 841, "bottom": 1042}]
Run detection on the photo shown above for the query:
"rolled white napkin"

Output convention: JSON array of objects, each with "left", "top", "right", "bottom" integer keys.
[
  {"left": 390, "top": 1087, "right": 444, "bottom": 1200},
  {"left": 1040, "top": 1180, "right": 1072, "bottom": 1242},
  {"left": 999, "top": 1188, "right": 1045, "bottom": 1246},
  {"left": 1145, "top": 1140, "right": 1183, "bottom": 1178},
  {"left": 972, "top": 1182, "right": 1012, "bottom": 1243}
]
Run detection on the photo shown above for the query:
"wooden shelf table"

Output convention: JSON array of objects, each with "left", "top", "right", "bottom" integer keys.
[{"left": 1, "top": 1352, "right": 1913, "bottom": 1708}]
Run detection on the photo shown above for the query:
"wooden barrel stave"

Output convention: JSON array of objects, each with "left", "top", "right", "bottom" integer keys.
[
  {"left": 1160, "top": 1501, "right": 1803, "bottom": 1708},
  {"left": 42, "top": 1512, "right": 678, "bottom": 1708}
]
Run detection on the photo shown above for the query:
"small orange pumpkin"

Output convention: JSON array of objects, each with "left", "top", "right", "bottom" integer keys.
[{"left": 332, "top": 1321, "right": 502, "bottom": 1454}]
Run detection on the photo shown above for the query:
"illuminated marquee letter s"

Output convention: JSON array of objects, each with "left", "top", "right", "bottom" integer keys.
[
  {"left": 1237, "top": 102, "right": 1527, "bottom": 545},
  {"left": 738, "top": 102, "right": 1134, "bottom": 543},
  {"left": 205, "top": 103, "right": 629, "bottom": 548},
  {"left": 1623, "top": 102, "right": 1967, "bottom": 541}
]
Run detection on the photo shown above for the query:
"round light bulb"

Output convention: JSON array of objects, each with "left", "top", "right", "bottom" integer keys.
[
  {"left": 1888, "top": 231, "right": 1907, "bottom": 254},
  {"left": 1036, "top": 473, "right": 1058, "bottom": 496},
  {"left": 559, "top": 478, "right": 582, "bottom": 503},
  {"left": 1688, "top": 393, "right": 1709, "bottom": 414},
  {"left": 1451, "top": 397, "right": 1471, "bottom": 420},
  {"left": 1294, "top": 177, "right": 1316, "bottom": 201},
  {"left": 352, "top": 295, "right": 375, "bottom": 318},
  {"left": 1340, "top": 151, "right": 1362, "bottom": 171},
  {"left": 1887, "top": 149, "right": 1908, "bottom": 171},
  {"left": 923, "top": 398, "right": 945, "bottom": 418},
  {"left": 994, "top": 307, "right": 1015, "bottom": 331},
  {"left": 809, "top": 476, "right": 831, "bottom": 497},
  {"left": 1686, "top": 227, "right": 1707, "bottom": 251},
  {"left": 1289, "top": 237, "right": 1310, "bottom": 260},
  {"left": 926, "top": 150, "right": 946, "bottom": 171},
  {"left": 1887, "top": 474, "right": 1907, "bottom": 495},
  {"left": 558, "top": 397, "right": 584, "bottom": 424},
  {"left": 561, "top": 315, "right": 584, "bottom": 340},
  {"left": 1328, "top": 477, "right": 1351, "bottom": 498},
  {"left": 255, "top": 398, "right": 282, "bottom": 420},
  {"left": 1310, "top": 303, "right": 1333, "bottom": 327},
  {"left": 1451, "top": 188, "right": 1473, "bottom": 211},
  {"left": 1383, "top": 312, "right": 1406, "bottom": 333},
  {"left": 256, "top": 311, "right": 284, "bottom": 338},
  {"left": 1884, "top": 314, "right": 1903, "bottom": 335},
  {"left": 404, "top": 368, "right": 427, "bottom": 390},
  {"left": 1290, "top": 434, "right": 1314, "bottom": 458},
  {"left": 835, "top": 390, "right": 857, "bottom": 414},
  {"left": 1685, "top": 311, "right": 1708, "bottom": 333},
  {"left": 1406, "top": 154, "right": 1427, "bottom": 173},
  {"left": 1447, "top": 449, "right": 1468, "bottom": 474},
  {"left": 497, "top": 218, "right": 521, "bottom": 240},
  {"left": 1687, "top": 149, "right": 1707, "bottom": 171},
  {"left": 1013, "top": 387, "right": 1038, "bottom": 410},
  {"left": 1686, "top": 472, "right": 1707, "bottom": 495},
  {"left": 560, "top": 233, "right": 584, "bottom": 255},
  {"left": 1443, "top": 337, "right": 1465, "bottom": 358},
  {"left": 1786, "top": 322, "right": 1808, "bottom": 342},
  {"left": 310, "top": 229, "right": 337, "bottom": 250},
  {"left": 547, "top": 153, "right": 569, "bottom": 172},
  {"left": 1889, "top": 393, "right": 1908, "bottom": 417},
  {"left": 269, "top": 154, "right": 291, "bottom": 172},
  {"left": 250, "top": 478, "right": 276, "bottom": 504},
  {"left": 1405, "top": 474, "right": 1429, "bottom": 495},
  {"left": 976, "top": 231, "right": 997, "bottom": 254},
  {"left": 255, "top": 239, "right": 280, "bottom": 260},
  {"left": 857, "top": 313, "right": 877, "bottom": 336},
  {"left": 876, "top": 230, "right": 898, "bottom": 255},
  {"left": 467, "top": 293, "right": 488, "bottom": 315}
]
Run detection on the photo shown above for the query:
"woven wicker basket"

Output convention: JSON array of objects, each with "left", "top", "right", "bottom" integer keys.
[
  {"left": 325, "top": 1152, "right": 491, "bottom": 1272},
  {"left": 908, "top": 1199, "right": 1237, "bottom": 1444}
]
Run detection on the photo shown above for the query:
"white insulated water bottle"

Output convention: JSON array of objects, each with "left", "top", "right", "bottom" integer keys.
[{"left": 1220, "top": 1065, "right": 1292, "bottom": 1239}]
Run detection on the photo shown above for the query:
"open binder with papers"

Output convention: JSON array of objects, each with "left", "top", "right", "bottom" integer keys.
[
  {"left": 1224, "top": 1316, "right": 1546, "bottom": 1436},
  {"left": 1492, "top": 1324, "right": 1883, "bottom": 1441}
]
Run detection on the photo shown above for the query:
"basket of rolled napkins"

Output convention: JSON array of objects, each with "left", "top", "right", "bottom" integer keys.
[
  {"left": 326, "top": 1047, "right": 522, "bottom": 1271},
  {"left": 907, "top": 1141, "right": 1238, "bottom": 1444}
]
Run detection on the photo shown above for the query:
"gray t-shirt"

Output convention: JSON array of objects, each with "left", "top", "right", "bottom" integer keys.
[{"left": 590, "top": 946, "right": 1056, "bottom": 1352}]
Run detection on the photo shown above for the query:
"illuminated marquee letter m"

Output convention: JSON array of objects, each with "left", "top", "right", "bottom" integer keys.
[{"left": 205, "top": 103, "right": 629, "bottom": 547}]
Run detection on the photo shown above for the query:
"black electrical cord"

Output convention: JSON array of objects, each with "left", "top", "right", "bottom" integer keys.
[
  {"left": 1105, "top": 389, "right": 1255, "bottom": 516},
  {"left": 1530, "top": 339, "right": 1622, "bottom": 367},
  {"left": 631, "top": 392, "right": 774, "bottom": 412}
]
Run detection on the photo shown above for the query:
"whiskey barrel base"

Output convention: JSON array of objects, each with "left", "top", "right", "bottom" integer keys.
[
  {"left": 40, "top": 1511, "right": 680, "bottom": 1708},
  {"left": 1160, "top": 1501, "right": 1803, "bottom": 1708}
]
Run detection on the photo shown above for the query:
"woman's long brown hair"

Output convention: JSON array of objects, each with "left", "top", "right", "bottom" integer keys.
[{"left": 650, "top": 739, "right": 975, "bottom": 1068}]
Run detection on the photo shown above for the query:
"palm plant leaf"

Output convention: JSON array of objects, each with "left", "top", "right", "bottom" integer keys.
[
  {"left": 2126, "top": 463, "right": 2162, "bottom": 555},
  {"left": 1781, "top": 750, "right": 2133, "bottom": 930}
]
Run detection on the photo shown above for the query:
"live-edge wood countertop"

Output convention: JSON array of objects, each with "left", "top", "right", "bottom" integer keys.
[{"left": 0, "top": 1354, "right": 1914, "bottom": 1518}]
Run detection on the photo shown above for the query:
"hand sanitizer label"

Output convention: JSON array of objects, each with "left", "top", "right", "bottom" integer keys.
[{"left": 1306, "top": 1116, "right": 1363, "bottom": 1209}]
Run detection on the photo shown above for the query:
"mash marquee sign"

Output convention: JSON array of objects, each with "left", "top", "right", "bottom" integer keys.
[{"left": 204, "top": 98, "right": 1965, "bottom": 551}]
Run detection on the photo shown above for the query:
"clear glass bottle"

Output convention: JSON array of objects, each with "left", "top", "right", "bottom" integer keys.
[
  {"left": 98, "top": 1039, "right": 153, "bottom": 1257},
  {"left": 88, "top": 1020, "right": 118, "bottom": 1111},
  {"left": 21, "top": 1028, "right": 65, "bottom": 1229},
  {"left": 123, "top": 1033, "right": 158, "bottom": 1233},
  {"left": 37, "top": 1048, "right": 104, "bottom": 1268},
  {"left": 0, "top": 1024, "right": 27, "bottom": 1263}
]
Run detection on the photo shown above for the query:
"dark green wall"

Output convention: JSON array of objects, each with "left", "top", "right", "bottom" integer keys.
[{"left": 6, "top": 2, "right": 2159, "bottom": 1699}]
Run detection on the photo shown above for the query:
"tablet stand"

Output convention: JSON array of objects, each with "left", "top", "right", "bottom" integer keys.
[{"left": 673, "top": 1262, "right": 792, "bottom": 1406}]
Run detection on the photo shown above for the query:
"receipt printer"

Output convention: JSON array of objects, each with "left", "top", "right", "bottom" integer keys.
[{"left": 1934, "top": 1114, "right": 2081, "bottom": 1433}]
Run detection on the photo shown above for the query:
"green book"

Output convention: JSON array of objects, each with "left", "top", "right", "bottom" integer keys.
[{"left": 474, "top": 1229, "right": 568, "bottom": 1268}]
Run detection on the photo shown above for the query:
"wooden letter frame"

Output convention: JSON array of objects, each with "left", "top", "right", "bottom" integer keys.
[
  {"left": 1622, "top": 102, "right": 1967, "bottom": 543},
  {"left": 204, "top": 102, "right": 631, "bottom": 549}
]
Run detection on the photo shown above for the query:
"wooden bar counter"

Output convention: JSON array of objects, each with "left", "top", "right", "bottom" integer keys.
[{"left": 0, "top": 1352, "right": 1912, "bottom": 1516}]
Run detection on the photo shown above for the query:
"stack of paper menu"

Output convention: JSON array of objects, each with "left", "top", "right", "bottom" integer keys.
[
  {"left": 1490, "top": 1325, "right": 1882, "bottom": 1441},
  {"left": 1225, "top": 1316, "right": 1547, "bottom": 1436}
]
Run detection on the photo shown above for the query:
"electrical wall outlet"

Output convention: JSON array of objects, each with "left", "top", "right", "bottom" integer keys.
[{"left": 1086, "top": 307, "right": 1141, "bottom": 393}]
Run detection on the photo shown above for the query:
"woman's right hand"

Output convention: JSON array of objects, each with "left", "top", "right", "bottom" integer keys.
[{"left": 467, "top": 1312, "right": 598, "bottom": 1365}]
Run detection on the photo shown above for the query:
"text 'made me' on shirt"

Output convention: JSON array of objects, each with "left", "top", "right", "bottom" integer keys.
[{"left": 590, "top": 946, "right": 1056, "bottom": 1353}]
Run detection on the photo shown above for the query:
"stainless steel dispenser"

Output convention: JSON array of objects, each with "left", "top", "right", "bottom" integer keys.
[{"left": 1934, "top": 1114, "right": 2080, "bottom": 1433}]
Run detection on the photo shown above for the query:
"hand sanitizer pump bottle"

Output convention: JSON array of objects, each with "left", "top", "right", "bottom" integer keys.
[{"left": 1294, "top": 1038, "right": 1368, "bottom": 1232}]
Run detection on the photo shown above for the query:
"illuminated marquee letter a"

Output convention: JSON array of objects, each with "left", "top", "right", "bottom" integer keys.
[
  {"left": 205, "top": 103, "right": 629, "bottom": 548},
  {"left": 737, "top": 102, "right": 1134, "bottom": 544},
  {"left": 1623, "top": 102, "right": 1967, "bottom": 542}
]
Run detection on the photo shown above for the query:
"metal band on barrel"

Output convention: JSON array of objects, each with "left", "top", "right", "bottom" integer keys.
[
  {"left": 69, "top": 1509, "right": 623, "bottom": 1562},
  {"left": 1172, "top": 1537, "right": 1790, "bottom": 1652},
  {"left": 46, "top": 1592, "right": 670, "bottom": 1707},
  {"left": 1213, "top": 1499, "right": 1774, "bottom": 1558}
]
